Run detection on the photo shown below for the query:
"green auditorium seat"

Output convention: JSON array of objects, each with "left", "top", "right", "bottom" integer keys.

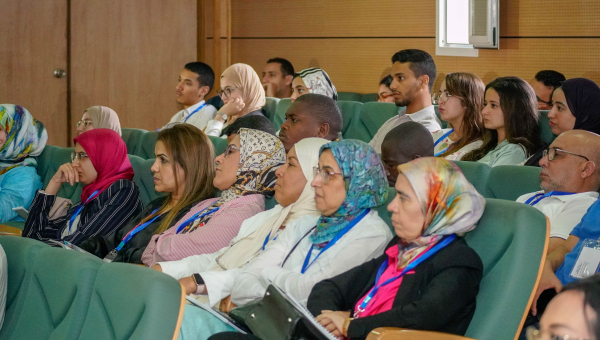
[
  {"left": 345, "top": 102, "right": 398, "bottom": 143},
  {"left": 137, "top": 131, "right": 159, "bottom": 159},
  {"left": 121, "top": 128, "right": 148, "bottom": 155},
  {"left": 210, "top": 135, "right": 228, "bottom": 157},
  {"left": 273, "top": 98, "right": 292, "bottom": 130},
  {"left": 338, "top": 92, "right": 362, "bottom": 102},
  {"left": 337, "top": 100, "right": 363, "bottom": 139},
  {"left": 128, "top": 154, "right": 162, "bottom": 206},
  {"left": 375, "top": 187, "right": 395, "bottom": 233},
  {"left": 434, "top": 105, "right": 448, "bottom": 129},
  {"left": 361, "top": 93, "right": 379, "bottom": 103},
  {"left": 538, "top": 110, "right": 555, "bottom": 145},
  {"left": 485, "top": 165, "right": 541, "bottom": 201},
  {"left": 263, "top": 97, "right": 280, "bottom": 122},
  {"left": 452, "top": 161, "right": 491, "bottom": 196},
  {"left": 265, "top": 195, "right": 278, "bottom": 210},
  {"left": 367, "top": 199, "right": 549, "bottom": 340},
  {"left": 36, "top": 145, "right": 83, "bottom": 203}
]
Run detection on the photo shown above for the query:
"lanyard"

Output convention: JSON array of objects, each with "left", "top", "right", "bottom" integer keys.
[
  {"left": 524, "top": 191, "right": 575, "bottom": 206},
  {"left": 434, "top": 129, "right": 455, "bottom": 157},
  {"left": 68, "top": 190, "right": 100, "bottom": 233},
  {"left": 354, "top": 234, "right": 457, "bottom": 318},
  {"left": 183, "top": 102, "right": 207, "bottom": 123},
  {"left": 175, "top": 206, "right": 220, "bottom": 234},
  {"left": 301, "top": 209, "right": 369, "bottom": 274},
  {"left": 116, "top": 208, "right": 162, "bottom": 251},
  {"left": 262, "top": 231, "right": 279, "bottom": 251}
]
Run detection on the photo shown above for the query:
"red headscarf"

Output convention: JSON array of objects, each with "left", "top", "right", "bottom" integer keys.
[{"left": 73, "top": 129, "right": 134, "bottom": 202}]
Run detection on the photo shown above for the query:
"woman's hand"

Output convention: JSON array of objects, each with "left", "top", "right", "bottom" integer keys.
[
  {"left": 151, "top": 264, "right": 162, "bottom": 272},
  {"left": 46, "top": 163, "right": 79, "bottom": 195},
  {"left": 531, "top": 261, "right": 563, "bottom": 316},
  {"left": 219, "top": 98, "right": 245, "bottom": 119},
  {"left": 316, "top": 310, "right": 350, "bottom": 338}
]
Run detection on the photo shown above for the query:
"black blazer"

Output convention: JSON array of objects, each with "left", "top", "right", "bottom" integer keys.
[{"left": 307, "top": 237, "right": 483, "bottom": 340}]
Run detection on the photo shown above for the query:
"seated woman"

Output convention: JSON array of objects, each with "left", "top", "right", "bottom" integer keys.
[
  {"left": 377, "top": 75, "right": 395, "bottom": 103},
  {"left": 290, "top": 68, "right": 338, "bottom": 102},
  {"left": 76, "top": 106, "right": 122, "bottom": 136},
  {"left": 180, "top": 140, "right": 393, "bottom": 340},
  {"left": 308, "top": 157, "right": 485, "bottom": 339},
  {"left": 0, "top": 104, "right": 47, "bottom": 222},
  {"left": 152, "top": 137, "right": 328, "bottom": 306},
  {"left": 78, "top": 124, "right": 216, "bottom": 263},
  {"left": 525, "top": 77, "right": 600, "bottom": 166},
  {"left": 22, "top": 129, "right": 142, "bottom": 245},
  {"left": 141, "top": 128, "right": 286, "bottom": 266},
  {"left": 432, "top": 73, "right": 485, "bottom": 160},
  {"left": 461, "top": 76, "right": 544, "bottom": 166},
  {"left": 205, "top": 64, "right": 266, "bottom": 137}
]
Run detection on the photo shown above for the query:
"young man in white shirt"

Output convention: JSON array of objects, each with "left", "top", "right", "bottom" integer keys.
[
  {"left": 517, "top": 130, "right": 600, "bottom": 254},
  {"left": 369, "top": 49, "right": 442, "bottom": 153},
  {"left": 262, "top": 57, "right": 294, "bottom": 99},
  {"left": 161, "top": 62, "right": 217, "bottom": 131}
]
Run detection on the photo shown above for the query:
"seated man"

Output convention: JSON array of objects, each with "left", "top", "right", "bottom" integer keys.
[
  {"left": 278, "top": 93, "right": 342, "bottom": 152},
  {"left": 530, "top": 70, "right": 566, "bottom": 110},
  {"left": 262, "top": 57, "right": 294, "bottom": 99},
  {"left": 381, "top": 121, "right": 434, "bottom": 186},
  {"left": 369, "top": 49, "right": 442, "bottom": 153},
  {"left": 518, "top": 130, "right": 600, "bottom": 254},
  {"left": 162, "top": 62, "right": 217, "bottom": 130},
  {"left": 221, "top": 114, "right": 276, "bottom": 142}
]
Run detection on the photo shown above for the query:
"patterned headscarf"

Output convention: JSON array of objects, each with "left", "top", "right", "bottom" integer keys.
[
  {"left": 221, "top": 64, "right": 266, "bottom": 115},
  {"left": 310, "top": 140, "right": 388, "bottom": 246},
  {"left": 0, "top": 104, "right": 48, "bottom": 175},
  {"left": 295, "top": 68, "right": 338, "bottom": 102},
  {"left": 395, "top": 157, "right": 485, "bottom": 268},
  {"left": 181, "top": 128, "right": 286, "bottom": 234},
  {"left": 84, "top": 106, "right": 122, "bottom": 136}
]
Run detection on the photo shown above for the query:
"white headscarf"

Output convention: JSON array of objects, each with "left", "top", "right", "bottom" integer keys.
[
  {"left": 295, "top": 68, "right": 338, "bottom": 101},
  {"left": 213, "top": 137, "right": 329, "bottom": 270}
]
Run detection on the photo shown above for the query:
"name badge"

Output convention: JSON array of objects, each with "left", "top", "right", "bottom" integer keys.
[
  {"left": 570, "top": 238, "right": 600, "bottom": 279},
  {"left": 103, "top": 249, "right": 118, "bottom": 263}
]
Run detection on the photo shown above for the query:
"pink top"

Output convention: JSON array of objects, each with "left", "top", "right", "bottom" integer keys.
[{"left": 141, "top": 194, "right": 265, "bottom": 267}]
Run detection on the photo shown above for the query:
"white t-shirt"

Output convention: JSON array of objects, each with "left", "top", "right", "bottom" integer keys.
[
  {"left": 432, "top": 128, "right": 483, "bottom": 161},
  {"left": 516, "top": 190, "right": 599, "bottom": 239},
  {"left": 163, "top": 100, "right": 217, "bottom": 131},
  {"left": 369, "top": 106, "right": 441, "bottom": 153}
]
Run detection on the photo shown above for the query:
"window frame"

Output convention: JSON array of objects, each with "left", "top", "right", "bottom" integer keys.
[{"left": 436, "top": 0, "right": 479, "bottom": 57}]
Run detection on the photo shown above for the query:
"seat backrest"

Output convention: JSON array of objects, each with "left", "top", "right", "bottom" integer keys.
[
  {"left": 464, "top": 199, "right": 548, "bottom": 340},
  {"left": 263, "top": 97, "right": 280, "bottom": 122},
  {"left": 485, "top": 165, "right": 541, "bottom": 200},
  {"left": 137, "top": 131, "right": 159, "bottom": 159},
  {"left": 78, "top": 262, "right": 183, "bottom": 340},
  {"left": 538, "top": 110, "right": 555, "bottom": 145},
  {"left": 337, "top": 100, "right": 363, "bottom": 138},
  {"left": 374, "top": 187, "right": 395, "bottom": 234},
  {"left": 128, "top": 154, "right": 163, "bottom": 206},
  {"left": 434, "top": 105, "right": 448, "bottom": 129},
  {"left": 346, "top": 102, "right": 398, "bottom": 143},
  {"left": 453, "top": 161, "right": 491, "bottom": 196},
  {"left": 121, "top": 128, "right": 148, "bottom": 155},
  {"left": 273, "top": 98, "right": 292, "bottom": 130},
  {"left": 265, "top": 195, "right": 278, "bottom": 210},
  {"left": 209, "top": 135, "right": 228, "bottom": 157},
  {"left": 35, "top": 145, "right": 83, "bottom": 203},
  {"left": 337, "top": 92, "right": 362, "bottom": 102},
  {"left": 360, "top": 93, "right": 378, "bottom": 103}
]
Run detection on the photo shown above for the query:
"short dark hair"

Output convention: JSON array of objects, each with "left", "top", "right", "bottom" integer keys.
[
  {"left": 293, "top": 93, "right": 342, "bottom": 139},
  {"left": 535, "top": 70, "right": 566, "bottom": 89},
  {"left": 561, "top": 273, "right": 600, "bottom": 339},
  {"left": 267, "top": 58, "right": 295, "bottom": 77},
  {"left": 391, "top": 49, "right": 437, "bottom": 91},
  {"left": 184, "top": 62, "right": 215, "bottom": 92},
  {"left": 379, "top": 75, "right": 393, "bottom": 88},
  {"left": 382, "top": 122, "right": 434, "bottom": 159},
  {"left": 221, "top": 114, "right": 276, "bottom": 137}
]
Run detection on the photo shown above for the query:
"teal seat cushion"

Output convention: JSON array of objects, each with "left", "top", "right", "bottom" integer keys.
[
  {"left": 273, "top": 98, "right": 292, "bottom": 131},
  {"left": 360, "top": 93, "right": 378, "bottom": 103},
  {"left": 35, "top": 145, "right": 83, "bottom": 204},
  {"left": 539, "top": 110, "right": 555, "bottom": 145},
  {"left": 265, "top": 196, "right": 278, "bottom": 210},
  {"left": 128, "top": 155, "right": 162, "bottom": 206},
  {"left": 453, "top": 161, "right": 491, "bottom": 196},
  {"left": 263, "top": 97, "right": 280, "bottom": 122},
  {"left": 374, "top": 187, "right": 395, "bottom": 234},
  {"left": 434, "top": 105, "right": 448, "bottom": 129},
  {"left": 337, "top": 100, "right": 363, "bottom": 139},
  {"left": 337, "top": 92, "right": 362, "bottom": 102},
  {"left": 121, "top": 128, "right": 148, "bottom": 155},
  {"left": 486, "top": 165, "right": 541, "bottom": 200},
  {"left": 137, "top": 131, "right": 159, "bottom": 159},
  {"left": 209, "top": 135, "right": 228, "bottom": 157},
  {"left": 346, "top": 102, "right": 398, "bottom": 143}
]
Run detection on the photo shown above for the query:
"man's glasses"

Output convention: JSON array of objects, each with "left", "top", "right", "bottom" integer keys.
[
  {"left": 432, "top": 91, "right": 454, "bottom": 105},
  {"left": 216, "top": 87, "right": 238, "bottom": 99},
  {"left": 71, "top": 151, "right": 89, "bottom": 163},
  {"left": 536, "top": 96, "right": 553, "bottom": 106},
  {"left": 313, "top": 167, "right": 343, "bottom": 184},
  {"left": 543, "top": 147, "right": 590, "bottom": 162}
]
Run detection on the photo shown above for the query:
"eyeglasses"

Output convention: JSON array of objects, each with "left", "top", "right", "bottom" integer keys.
[
  {"left": 432, "top": 90, "right": 454, "bottom": 105},
  {"left": 526, "top": 326, "right": 591, "bottom": 340},
  {"left": 543, "top": 147, "right": 590, "bottom": 162},
  {"left": 224, "top": 144, "right": 240, "bottom": 158},
  {"left": 71, "top": 151, "right": 89, "bottom": 163},
  {"left": 77, "top": 120, "right": 93, "bottom": 128},
  {"left": 377, "top": 93, "right": 394, "bottom": 101},
  {"left": 313, "top": 166, "right": 343, "bottom": 184},
  {"left": 216, "top": 87, "right": 238, "bottom": 99},
  {"left": 537, "top": 96, "right": 553, "bottom": 106}
]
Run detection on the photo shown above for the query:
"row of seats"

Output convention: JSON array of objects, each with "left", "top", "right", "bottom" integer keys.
[
  {"left": 0, "top": 235, "right": 184, "bottom": 339},
  {"left": 338, "top": 92, "right": 379, "bottom": 103}
]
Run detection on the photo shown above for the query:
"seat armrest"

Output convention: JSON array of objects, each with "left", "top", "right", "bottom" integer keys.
[{"left": 366, "top": 328, "right": 476, "bottom": 340}]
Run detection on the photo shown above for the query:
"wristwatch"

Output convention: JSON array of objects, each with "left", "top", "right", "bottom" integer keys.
[
  {"left": 192, "top": 273, "right": 204, "bottom": 286},
  {"left": 216, "top": 111, "right": 228, "bottom": 120}
]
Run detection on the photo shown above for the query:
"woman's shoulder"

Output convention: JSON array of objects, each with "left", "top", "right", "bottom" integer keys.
[
  {"left": 225, "top": 194, "right": 266, "bottom": 209},
  {"left": 434, "top": 237, "right": 483, "bottom": 270},
  {"left": 100, "top": 179, "right": 140, "bottom": 198},
  {"left": 1, "top": 165, "right": 40, "bottom": 180},
  {"left": 353, "top": 209, "right": 393, "bottom": 238}
]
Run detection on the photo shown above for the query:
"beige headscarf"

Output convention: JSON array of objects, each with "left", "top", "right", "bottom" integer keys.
[
  {"left": 84, "top": 106, "right": 122, "bottom": 136},
  {"left": 220, "top": 63, "right": 266, "bottom": 116},
  {"left": 213, "top": 137, "right": 329, "bottom": 271}
]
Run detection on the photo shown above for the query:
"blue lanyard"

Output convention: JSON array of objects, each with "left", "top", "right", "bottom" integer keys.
[
  {"left": 68, "top": 190, "right": 100, "bottom": 233},
  {"left": 301, "top": 209, "right": 369, "bottom": 274},
  {"left": 355, "top": 234, "right": 457, "bottom": 317},
  {"left": 434, "top": 129, "right": 455, "bottom": 157},
  {"left": 175, "top": 206, "right": 220, "bottom": 234},
  {"left": 262, "top": 231, "right": 279, "bottom": 251},
  {"left": 116, "top": 208, "right": 162, "bottom": 251},
  {"left": 183, "top": 102, "right": 207, "bottom": 123},
  {"left": 524, "top": 191, "right": 575, "bottom": 206}
]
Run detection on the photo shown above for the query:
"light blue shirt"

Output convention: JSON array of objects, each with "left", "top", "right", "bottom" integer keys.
[
  {"left": 477, "top": 140, "right": 527, "bottom": 167},
  {"left": 0, "top": 166, "right": 42, "bottom": 222}
]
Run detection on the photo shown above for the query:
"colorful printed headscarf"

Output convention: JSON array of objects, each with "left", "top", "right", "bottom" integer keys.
[
  {"left": 310, "top": 140, "right": 388, "bottom": 246},
  {"left": 181, "top": 128, "right": 286, "bottom": 234},
  {"left": 395, "top": 157, "right": 485, "bottom": 268},
  {"left": 295, "top": 68, "right": 338, "bottom": 102},
  {"left": 221, "top": 64, "right": 266, "bottom": 115},
  {"left": 84, "top": 106, "right": 122, "bottom": 136},
  {"left": 0, "top": 104, "right": 48, "bottom": 175}
]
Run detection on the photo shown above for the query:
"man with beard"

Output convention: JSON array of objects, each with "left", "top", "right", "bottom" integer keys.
[{"left": 369, "top": 49, "right": 441, "bottom": 153}]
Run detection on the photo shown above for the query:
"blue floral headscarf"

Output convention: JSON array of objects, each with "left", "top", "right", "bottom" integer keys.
[{"left": 310, "top": 140, "right": 388, "bottom": 246}]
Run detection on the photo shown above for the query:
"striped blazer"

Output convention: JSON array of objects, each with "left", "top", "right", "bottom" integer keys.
[{"left": 22, "top": 179, "right": 143, "bottom": 246}]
